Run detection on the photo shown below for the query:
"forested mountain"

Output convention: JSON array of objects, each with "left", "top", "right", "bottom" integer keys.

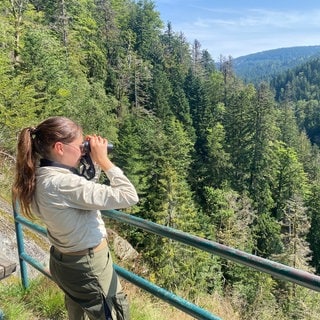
[
  {"left": 233, "top": 45, "right": 320, "bottom": 84},
  {"left": 271, "top": 57, "right": 320, "bottom": 145},
  {"left": 1, "top": 1, "right": 320, "bottom": 319}
]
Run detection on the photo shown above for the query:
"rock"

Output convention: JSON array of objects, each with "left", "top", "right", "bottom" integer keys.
[{"left": 107, "top": 228, "right": 139, "bottom": 261}]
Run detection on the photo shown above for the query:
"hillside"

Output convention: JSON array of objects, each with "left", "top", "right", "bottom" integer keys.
[{"left": 233, "top": 45, "right": 320, "bottom": 84}]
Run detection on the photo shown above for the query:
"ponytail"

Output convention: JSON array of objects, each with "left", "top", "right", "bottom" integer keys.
[{"left": 12, "top": 127, "right": 38, "bottom": 219}]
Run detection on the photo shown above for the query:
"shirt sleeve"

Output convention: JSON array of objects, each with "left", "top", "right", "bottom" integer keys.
[{"left": 53, "top": 166, "right": 139, "bottom": 210}]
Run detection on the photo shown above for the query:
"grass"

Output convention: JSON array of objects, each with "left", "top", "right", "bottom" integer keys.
[
  {"left": 0, "top": 276, "right": 64, "bottom": 320},
  {"left": 0, "top": 275, "right": 237, "bottom": 320}
]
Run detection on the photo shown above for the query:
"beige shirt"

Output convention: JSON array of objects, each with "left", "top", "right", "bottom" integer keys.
[{"left": 31, "top": 165, "right": 138, "bottom": 253}]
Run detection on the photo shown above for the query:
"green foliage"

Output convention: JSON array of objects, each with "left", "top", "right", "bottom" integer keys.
[
  {"left": 307, "top": 184, "right": 320, "bottom": 274},
  {"left": 26, "top": 277, "right": 67, "bottom": 318},
  {"left": 224, "top": 83, "right": 257, "bottom": 190},
  {"left": 271, "top": 143, "right": 308, "bottom": 219},
  {"left": 0, "top": 277, "right": 66, "bottom": 319},
  {"left": 203, "top": 187, "right": 255, "bottom": 250},
  {"left": 0, "top": 61, "right": 42, "bottom": 150},
  {"left": 232, "top": 273, "right": 289, "bottom": 320},
  {"left": 128, "top": 0, "right": 163, "bottom": 60},
  {"left": 254, "top": 213, "right": 282, "bottom": 257}
]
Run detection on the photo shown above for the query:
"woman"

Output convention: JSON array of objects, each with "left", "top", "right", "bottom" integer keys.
[{"left": 12, "top": 116, "right": 139, "bottom": 320}]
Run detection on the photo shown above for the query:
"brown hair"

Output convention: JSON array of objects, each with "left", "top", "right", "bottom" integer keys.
[{"left": 12, "top": 116, "right": 82, "bottom": 219}]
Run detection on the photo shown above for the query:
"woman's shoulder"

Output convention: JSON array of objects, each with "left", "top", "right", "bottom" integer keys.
[{"left": 36, "top": 166, "right": 85, "bottom": 187}]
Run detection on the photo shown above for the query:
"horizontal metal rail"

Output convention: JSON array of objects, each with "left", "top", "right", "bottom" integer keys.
[
  {"left": 102, "top": 209, "right": 320, "bottom": 292},
  {"left": 15, "top": 215, "right": 47, "bottom": 237}
]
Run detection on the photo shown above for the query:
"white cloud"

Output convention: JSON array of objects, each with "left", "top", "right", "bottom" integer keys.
[{"left": 171, "top": 8, "right": 320, "bottom": 58}]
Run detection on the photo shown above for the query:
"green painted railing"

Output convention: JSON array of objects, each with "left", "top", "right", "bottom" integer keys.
[{"left": 13, "top": 205, "right": 320, "bottom": 320}]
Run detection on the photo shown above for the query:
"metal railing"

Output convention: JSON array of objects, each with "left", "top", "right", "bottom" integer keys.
[{"left": 13, "top": 205, "right": 320, "bottom": 320}]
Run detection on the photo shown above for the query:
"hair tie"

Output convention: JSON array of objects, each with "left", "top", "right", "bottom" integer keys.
[{"left": 29, "top": 127, "right": 38, "bottom": 135}]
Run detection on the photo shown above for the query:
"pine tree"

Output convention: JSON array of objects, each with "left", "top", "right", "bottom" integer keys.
[
  {"left": 271, "top": 143, "right": 308, "bottom": 220},
  {"left": 128, "top": 0, "right": 163, "bottom": 61},
  {"left": 307, "top": 183, "right": 320, "bottom": 274},
  {"left": 273, "top": 195, "right": 312, "bottom": 271},
  {"left": 272, "top": 194, "right": 313, "bottom": 320},
  {"left": 224, "top": 83, "right": 256, "bottom": 191},
  {"left": 249, "top": 82, "right": 278, "bottom": 214}
]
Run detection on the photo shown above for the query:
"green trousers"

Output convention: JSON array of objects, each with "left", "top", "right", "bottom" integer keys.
[{"left": 50, "top": 246, "right": 130, "bottom": 320}]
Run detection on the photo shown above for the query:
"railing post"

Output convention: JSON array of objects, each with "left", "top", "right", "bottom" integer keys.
[{"left": 13, "top": 203, "right": 29, "bottom": 289}]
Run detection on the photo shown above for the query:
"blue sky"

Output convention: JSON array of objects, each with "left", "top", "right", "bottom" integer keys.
[{"left": 154, "top": 0, "right": 320, "bottom": 59}]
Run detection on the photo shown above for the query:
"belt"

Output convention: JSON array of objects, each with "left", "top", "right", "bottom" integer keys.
[{"left": 52, "top": 238, "right": 108, "bottom": 256}]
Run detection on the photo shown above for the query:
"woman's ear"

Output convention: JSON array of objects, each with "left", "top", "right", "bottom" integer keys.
[{"left": 52, "top": 141, "right": 64, "bottom": 156}]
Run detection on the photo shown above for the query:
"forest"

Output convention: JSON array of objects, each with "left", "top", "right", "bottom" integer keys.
[
  {"left": 2, "top": 1, "right": 320, "bottom": 319},
  {"left": 233, "top": 45, "right": 320, "bottom": 84}
]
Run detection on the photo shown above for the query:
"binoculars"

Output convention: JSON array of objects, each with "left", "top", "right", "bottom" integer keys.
[
  {"left": 82, "top": 140, "right": 114, "bottom": 154},
  {"left": 79, "top": 140, "right": 113, "bottom": 180}
]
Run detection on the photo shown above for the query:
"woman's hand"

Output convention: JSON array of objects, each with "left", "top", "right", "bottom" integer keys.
[{"left": 85, "top": 135, "right": 114, "bottom": 171}]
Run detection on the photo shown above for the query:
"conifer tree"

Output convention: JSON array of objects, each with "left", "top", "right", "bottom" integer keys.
[
  {"left": 306, "top": 183, "right": 320, "bottom": 274},
  {"left": 271, "top": 143, "right": 307, "bottom": 220},
  {"left": 249, "top": 82, "right": 278, "bottom": 214},
  {"left": 128, "top": 0, "right": 163, "bottom": 61},
  {"left": 224, "top": 83, "right": 256, "bottom": 191},
  {"left": 272, "top": 195, "right": 313, "bottom": 319}
]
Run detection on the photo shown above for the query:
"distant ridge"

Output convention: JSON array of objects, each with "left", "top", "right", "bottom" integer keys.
[{"left": 232, "top": 45, "right": 320, "bottom": 84}]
